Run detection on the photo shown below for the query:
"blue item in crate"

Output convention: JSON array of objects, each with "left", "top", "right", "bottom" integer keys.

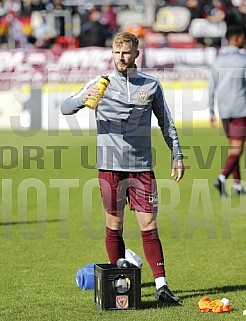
[{"left": 76, "top": 263, "right": 96, "bottom": 290}]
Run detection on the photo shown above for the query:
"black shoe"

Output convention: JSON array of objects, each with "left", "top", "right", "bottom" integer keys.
[
  {"left": 155, "top": 285, "right": 180, "bottom": 304},
  {"left": 214, "top": 178, "right": 228, "bottom": 197}
]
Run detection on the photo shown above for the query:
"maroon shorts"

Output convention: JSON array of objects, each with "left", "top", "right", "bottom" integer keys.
[
  {"left": 222, "top": 117, "right": 246, "bottom": 140},
  {"left": 98, "top": 170, "right": 158, "bottom": 214}
]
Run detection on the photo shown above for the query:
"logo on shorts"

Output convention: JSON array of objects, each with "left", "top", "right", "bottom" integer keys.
[
  {"left": 138, "top": 90, "right": 148, "bottom": 104},
  {"left": 148, "top": 195, "right": 158, "bottom": 207}
]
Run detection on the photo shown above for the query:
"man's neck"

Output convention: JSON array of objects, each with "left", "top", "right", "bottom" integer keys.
[{"left": 122, "top": 65, "right": 137, "bottom": 77}]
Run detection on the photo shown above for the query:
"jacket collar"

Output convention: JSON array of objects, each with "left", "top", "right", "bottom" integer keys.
[
  {"left": 113, "top": 65, "right": 138, "bottom": 79},
  {"left": 219, "top": 45, "right": 240, "bottom": 55}
]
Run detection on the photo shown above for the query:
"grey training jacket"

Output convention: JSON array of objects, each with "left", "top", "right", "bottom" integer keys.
[
  {"left": 61, "top": 68, "right": 183, "bottom": 171},
  {"left": 208, "top": 46, "right": 246, "bottom": 119}
]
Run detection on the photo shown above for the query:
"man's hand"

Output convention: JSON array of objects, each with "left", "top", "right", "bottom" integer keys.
[
  {"left": 210, "top": 115, "right": 217, "bottom": 127},
  {"left": 171, "top": 159, "right": 185, "bottom": 182},
  {"left": 83, "top": 85, "right": 100, "bottom": 104}
]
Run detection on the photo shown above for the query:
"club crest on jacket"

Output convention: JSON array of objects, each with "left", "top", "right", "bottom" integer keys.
[{"left": 138, "top": 90, "right": 148, "bottom": 104}]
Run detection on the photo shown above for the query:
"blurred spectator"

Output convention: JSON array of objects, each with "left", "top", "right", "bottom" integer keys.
[
  {"left": 77, "top": 4, "right": 90, "bottom": 27},
  {"left": 53, "top": 0, "right": 63, "bottom": 10},
  {"left": 53, "top": 0, "right": 65, "bottom": 36},
  {"left": 101, "top": 5, "right": 118, "bottom": 38},
  {"left": 69, "top": 5, "right": 81, "bottom": 39},
  {"left": 7, "top": 10, "right": 28, "bottom": 48},
  {"left": 203, "top": 0, "right": 226, "bottom": 23},
  {"left": 194, "top": 0, "right": 226, "bottom": 47},
  {"left": 224, "top": 1, "right": 239, "bottom": 27},
  {"left": 4, "top": 0, "right": 24, "bottom": 48},
  {"left": 235, "top": 0, "right": 246, "bottom": 35},
  {"left": 79, "top": 10, "right": 107, "bottom": 47},
  {"left": 31, "top": 0, "right": 46, "bottom": 12},
  {"left": 224, "top": 0, "right": 246, "bottom": 36},
  {"left": 185, "top": 0, "right": 203, "bottom": 20},
  {"left": 0, "top": 2, "right": 6, "bottom": 23},
  {"left": 20, "top": 0, "right": 32, "bottom": 16},
  {"left": 28, "top": 10, "right": 54, "bottom": 48},
  {"left": 0, "top": 1, "right": 6, "bottom": 46},
  {"left": 4, "top": 0, "right": 21, "bottom": 15},
  {"left": 0, "top": 0, "right": 5, "bottom": 16},
  {"left": 20, "top": 0, "right": 53, "bottom": 17}
]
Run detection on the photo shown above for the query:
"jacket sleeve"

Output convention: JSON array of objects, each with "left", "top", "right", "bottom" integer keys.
[
  {"left": 208, "top": 65, "right": 217, "bottom": 116},
  {"left": 152, "top": 81, "right": 183, "bottom": 161},
  {"left": 60, "top": 77, "right": 98, "bottom": 115}
]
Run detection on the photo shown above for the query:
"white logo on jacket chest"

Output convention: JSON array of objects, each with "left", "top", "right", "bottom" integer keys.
[
  {"left": 138, "top": 90, "right": 148, "bottom": 104},
  {"left": 111, "top": 90, "right": 121, "bottom": 100}
]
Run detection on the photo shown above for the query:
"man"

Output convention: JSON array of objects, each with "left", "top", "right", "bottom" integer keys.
[
  {"left": 209, "top": 25, "right": 246, "bottom": 197},
  {"left": 61, "top": 32, "right": 184, "bottom": 303},
  {"left": 79, "top": 10, "right": 107, "bottom": 48}
]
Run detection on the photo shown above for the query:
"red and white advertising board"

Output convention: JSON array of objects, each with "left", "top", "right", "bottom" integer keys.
[{"left": 0, "top": 46, "right": 217, "bottom": 130}]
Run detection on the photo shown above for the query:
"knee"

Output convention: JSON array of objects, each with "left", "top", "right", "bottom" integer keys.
[
  {"left": 107, "top": 222, "right": 124, "bottom": 231},
  {"left": 229, "top": 141, "right": 245, "bottom": 156},
  {"left": 139, "top": 218, "right": 157, "bottom": 232},
  {"left": 229, "top": 149, "right": 242, "bottom": 157},
  {"left": 136, "top": 211, "right": 158, "bottom": 231},
  {"left": 105, "top": 212, "right": 124, "bottom": 230}
]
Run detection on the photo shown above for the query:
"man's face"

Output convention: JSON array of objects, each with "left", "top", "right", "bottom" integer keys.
[{"left": 112, "top": 42, "right": 139, "bottom": 74}]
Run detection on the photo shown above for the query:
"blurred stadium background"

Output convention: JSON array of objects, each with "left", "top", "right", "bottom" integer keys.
[
  {"left": 1, "top": 2, "right": 246, "bottom": 320},
  {"left": 0, "top": 0, "right": 245, "bottom": 131}
]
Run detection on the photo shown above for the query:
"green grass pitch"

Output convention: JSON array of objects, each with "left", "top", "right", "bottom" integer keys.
[{"left": 0, "top": 126, "right": 245, "bottom": 321}]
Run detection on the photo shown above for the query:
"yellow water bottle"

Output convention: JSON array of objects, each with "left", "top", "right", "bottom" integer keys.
[{"left": 84, "top": 76, "right": 110, "bottom": 109}]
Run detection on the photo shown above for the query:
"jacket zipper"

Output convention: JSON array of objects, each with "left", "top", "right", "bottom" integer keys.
[{"left": 127, "top": 77, "right": 131, "bottom": 103}]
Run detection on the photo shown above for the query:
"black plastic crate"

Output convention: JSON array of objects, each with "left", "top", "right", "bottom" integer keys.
[{"left": 94, "top": 263, "right": 141, "bottom": 310}]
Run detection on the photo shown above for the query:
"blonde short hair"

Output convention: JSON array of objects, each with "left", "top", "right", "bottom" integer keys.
[{"left": 112, "top": 32, "right": 139, "bottom": 50}]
